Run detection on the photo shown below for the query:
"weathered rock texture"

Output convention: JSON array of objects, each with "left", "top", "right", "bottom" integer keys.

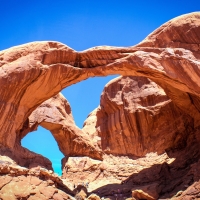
[
  {"left": 63, "top": 76, "right": 200, "bottom": 199},
  {"left": 0, "top": 12, "right": 199, "bottom": 155},
  {"left": 62, "top": 153, "right": 175, "bottom": 191},
  {"left": 19, "top": 93, "right": 102, "bottom": 162},
  {"left": 0, "top": 12, "right": 199, "bottom": 199},
  {"left": 0, "top": 156, "right": 74, "bottom": 200},
  {"left": 83, "top": 76, "right": 193, "bottom": 157}
]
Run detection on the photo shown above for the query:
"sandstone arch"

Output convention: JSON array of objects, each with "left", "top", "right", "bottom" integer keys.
[
  {"left": 20, "top": 93, "right": 102, "bottom": 160},
  {"left": 0, "top": 12, "right": 200, "bottom": 161}
]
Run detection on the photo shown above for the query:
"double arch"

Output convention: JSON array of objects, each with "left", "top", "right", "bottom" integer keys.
[{"left": 0, "top": 12, "right": 199, "bottom": 163}]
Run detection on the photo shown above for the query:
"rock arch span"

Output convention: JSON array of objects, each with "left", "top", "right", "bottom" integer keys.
[
  {"left": 20, "top": 93, "right": 102, "bottom": 160},
  {"left": 0, "top": 12, "right": 200, "bottom": 164}
]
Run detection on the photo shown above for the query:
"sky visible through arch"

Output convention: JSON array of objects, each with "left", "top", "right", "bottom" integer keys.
[{"left": 0, "top": 0, "right": 199, "bottom": 175}]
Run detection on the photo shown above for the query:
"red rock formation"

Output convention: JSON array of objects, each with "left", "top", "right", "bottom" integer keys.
[
  {"left": 132, "top": 189, "right": 157, "bottom": 200},
  {"left": 20, "top": 93, "right": 102, "bottom": 161},
  {"left": 63, "top": 76, "right": 200, "bottom": 199},
  {"left": 83, "top": 76, "right": 193, "bottom": 157},
  {"left": 0, "top": 12, "right": 200, "bottom": 199},
  {"left": 0, "top": 156, "right": 74, "bottom": 200},
  {"left": 0, "top": 12, "right": 199, "bottom": 157}
]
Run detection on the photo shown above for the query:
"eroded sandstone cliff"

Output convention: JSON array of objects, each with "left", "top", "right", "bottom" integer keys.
[
  {"left": 63, "top": 76, "right": 200, "bottom": 199},
  {"left": 82, "top": 76, "right": 193, "bottom": 157},
  {"left": 20, "top": 93, "right": 102, "bottom": 161},
  {"left": 0, "top": 12, "right": 199, "bottom": 199},
  {"left": 0, "top": 12, "right": 199, "bottom": 155}
]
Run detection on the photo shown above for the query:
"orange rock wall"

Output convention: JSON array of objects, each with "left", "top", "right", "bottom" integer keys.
[
  {"left": 0, "top": 12, "right": 200, "bottom": 199},
  {"left": 83, "top": 76, "right": 194, "bottom": 156},
  {"left": 0, "top": 13, "right": 199, "bottom": 156}
]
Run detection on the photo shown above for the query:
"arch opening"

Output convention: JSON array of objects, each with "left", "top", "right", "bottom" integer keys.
[
  {"left": 0, "top": 12, "right": 200, "bottom": 199},
  {"left": 19, "top": 75, "right": 119, "bottom": 173},
  {"left": 21, "top": 126, "right": 64, "bottom": 175},
  {"left": 62, "top": 75, "right": 119, "bottom": 128}
]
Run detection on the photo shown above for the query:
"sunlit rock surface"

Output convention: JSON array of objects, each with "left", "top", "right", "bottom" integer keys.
[
  {"left": 83, "top": 76, "right": 193, "bottom": 157},
  {"left": 63, "top": 76, "right": 200, "bottom": 199},
  {"left": 0, "top": 12, "right": 200, "bottom": 199},
  {"left": 0, "top": 156, "right": 74, "bottom": 200},
  {"left": 20, "top": 93, "right": 102, "bottom": 161}
]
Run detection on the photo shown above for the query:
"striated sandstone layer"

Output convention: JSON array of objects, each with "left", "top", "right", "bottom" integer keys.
[
  {"left": 82, "top": 76, "right": 193, "bottom": 157},
  {"left": 63, "top": 76, "right": 200, "bottom": 199}
]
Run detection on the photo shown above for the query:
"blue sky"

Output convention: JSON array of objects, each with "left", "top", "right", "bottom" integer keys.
[{"left": 1, "top": 0, "right": 199, "bottom": 175}]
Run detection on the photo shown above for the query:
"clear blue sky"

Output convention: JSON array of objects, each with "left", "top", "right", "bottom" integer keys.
[{"left": 0, "top": 0, "right": 199, "bottom": 175}]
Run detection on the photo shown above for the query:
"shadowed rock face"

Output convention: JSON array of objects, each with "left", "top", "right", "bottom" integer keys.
[
  {"left": 83, "top": 76, "right": 193, "bottom": 157},
  {"left": 0, "top": 12, "right": 200, "bottom": 199},
  {"left": 63, "top": 76, "right": 200, "bottom": 199}
]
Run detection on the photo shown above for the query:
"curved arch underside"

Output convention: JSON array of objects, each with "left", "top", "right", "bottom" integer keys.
[{"left": 0, "top": 12, "right": 200, "bottom": 161}]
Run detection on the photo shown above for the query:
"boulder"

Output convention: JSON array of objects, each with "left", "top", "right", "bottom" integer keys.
[{"left": 0, "top": 158, "right": 74, "bottom": 200}]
